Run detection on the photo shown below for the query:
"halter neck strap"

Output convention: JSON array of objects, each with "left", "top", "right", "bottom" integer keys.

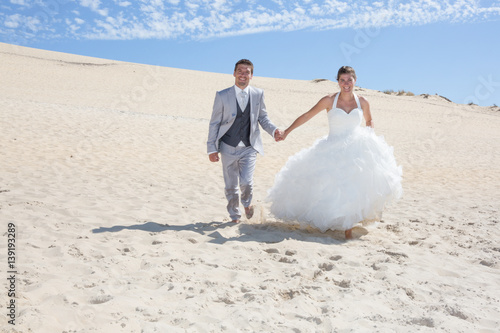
[
  {"left": 354, "top": 93, "right": 361, "bottom": 109},
  {"left": 333, "top": 93, "right": 340, "bottom": 109}
]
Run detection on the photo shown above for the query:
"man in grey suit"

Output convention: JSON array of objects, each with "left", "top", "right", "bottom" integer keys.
[{"left": 207, "top": 59, "right": 282, "bottom": 223}]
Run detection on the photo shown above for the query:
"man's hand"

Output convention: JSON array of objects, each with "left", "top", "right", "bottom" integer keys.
[{"left": 209, "top": 152, "right": 220, "bottom": 162}]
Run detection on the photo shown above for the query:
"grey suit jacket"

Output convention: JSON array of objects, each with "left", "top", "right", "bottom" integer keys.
[{"left": 207, "top": 85, "right": 277, "bottom": 155}]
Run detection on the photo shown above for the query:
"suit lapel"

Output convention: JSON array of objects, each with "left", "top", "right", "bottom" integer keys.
[
  {"left": 224, "top": 87, "right": 237, "bottom": 121},
  {"left": 248, "top": 86, "right": 256, "bottom": 118},
  {"left": 229, "top": 87, "right": 237, "bottom": 113}
]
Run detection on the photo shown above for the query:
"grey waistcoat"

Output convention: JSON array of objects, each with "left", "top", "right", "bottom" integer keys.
[{"left": 220, "top": 99, "right": 251, "bottom": 147}]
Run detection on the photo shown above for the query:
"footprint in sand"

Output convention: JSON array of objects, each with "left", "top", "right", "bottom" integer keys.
[
  {"left": 445, "top": 305, "right": 468, "bottom": 320},
  {"left": 408, "top": 317, "right": 434, "bottom": 328},
  {"left": 318, "top": 263, "right": 334, "bottom": 271},
  {"left": 479, "top": 260, "right": 494, "bottom": 267},
  {"left": 333, "top": 279, "right": 351, "bottom": 289},
  {"left": 89, "top": 295, "right": 113, "bottom": 304},
  {"left": 279, "top": 257, "right": 297, "bottom": 264}
]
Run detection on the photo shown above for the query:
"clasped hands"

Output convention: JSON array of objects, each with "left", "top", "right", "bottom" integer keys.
[{"left": 274, "top": 129, "right": 288, "bottom": 142}]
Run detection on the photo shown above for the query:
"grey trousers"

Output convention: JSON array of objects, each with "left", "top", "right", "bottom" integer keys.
[{"left": 219, "top": 142, "right": 257, "bottom": 220}]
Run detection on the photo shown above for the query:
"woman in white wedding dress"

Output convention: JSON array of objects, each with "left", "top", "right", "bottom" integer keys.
[{"left": 267, "top": 66, "right": 402, "bottom": 239}]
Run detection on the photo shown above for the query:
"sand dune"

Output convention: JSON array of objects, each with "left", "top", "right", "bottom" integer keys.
[{"left": 1, "top": 42, "right": 499, "bottom": 332}]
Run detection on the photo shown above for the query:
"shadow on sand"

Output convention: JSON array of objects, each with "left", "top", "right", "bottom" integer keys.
[
  {"left": 92, "top": 221, "right": 235, "bottom": 235},
  {"left": 208, "top": 222, "right": 368, "bottom": 245},
  {"left": 92, "top": 220, "right": 368, "bottom": 245}
]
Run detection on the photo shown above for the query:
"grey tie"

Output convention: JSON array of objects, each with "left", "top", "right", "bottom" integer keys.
[{"left": 240, "top": 91, "right": 247, "bottom": 110}]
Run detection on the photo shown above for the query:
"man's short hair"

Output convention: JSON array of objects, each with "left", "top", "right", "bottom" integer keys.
[{"left": 234, "top": 59, "right": 254, "bottom": 74}]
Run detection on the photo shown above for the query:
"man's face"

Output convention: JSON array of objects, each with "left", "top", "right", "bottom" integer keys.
[{"left": 234, "top": 64, "right": 253, "bottom": 88}]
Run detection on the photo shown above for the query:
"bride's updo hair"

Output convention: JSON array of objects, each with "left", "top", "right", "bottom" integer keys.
[{"left": 337, "top": 66, "right": 356, "bottom": 81}]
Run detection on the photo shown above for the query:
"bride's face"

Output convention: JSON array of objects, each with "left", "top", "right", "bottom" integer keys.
[{"left": 338, "top": 74, "right": 356, "bottom": 93}]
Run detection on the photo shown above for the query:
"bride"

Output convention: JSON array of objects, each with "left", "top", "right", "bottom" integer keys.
[{"left": 267, "top": 66, "right": 402, "bottom": 239}]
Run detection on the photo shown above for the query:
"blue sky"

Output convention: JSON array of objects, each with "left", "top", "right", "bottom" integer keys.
[{"left": 1, "top": 0, "right": 499, "bottom": 107}]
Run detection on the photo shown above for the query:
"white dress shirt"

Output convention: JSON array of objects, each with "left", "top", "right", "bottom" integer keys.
[{"left": 235, "top": 85, "right": 250, "bottom": 111}]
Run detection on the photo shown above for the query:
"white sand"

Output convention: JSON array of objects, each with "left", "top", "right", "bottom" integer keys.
[{"left": 1, "top": 42, "right": 499, "bottom": 332}]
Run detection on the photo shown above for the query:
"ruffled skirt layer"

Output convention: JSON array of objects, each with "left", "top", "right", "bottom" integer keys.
[{"left": 267, "top": 127, "right": 402, "bottom": 232}]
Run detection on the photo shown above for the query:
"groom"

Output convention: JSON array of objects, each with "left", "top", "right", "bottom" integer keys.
[{"left": 207, "top": 59, "right": 282, "bottom": 223}]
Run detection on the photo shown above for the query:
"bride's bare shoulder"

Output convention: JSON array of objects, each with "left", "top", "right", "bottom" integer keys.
[
  {"left": 358, "top": 95, "right": 370, "bottom": 109},
  {"left": 317, "top": 93, "right": 336, "bottom": 111},
  {"left": 322, "top": 93, "right": 337, "bottom": 103}
]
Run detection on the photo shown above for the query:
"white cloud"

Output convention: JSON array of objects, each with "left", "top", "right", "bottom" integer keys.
[
  {"left": 310, "top": 4, "right": 323, "bottom": 16},
  {"left": 4, "top": 13, "right": 42, "bottom": 33},
  {"left": 148, "top": 0, "right": 165, "bottom": 9},
  {"left": 185, "top": 1, "right": 200, "bottom": 16},
  {"left": 2, "top": 0, "right": 499, "bottom": 41},
  {"left": 80, "top": 0, "right": 100, "bottom": 11},
  {"left": 66, "top": 18, "right": 81, "bottom": 33},
  {"left": 323, "top": 0, "right": 350, "bottom": 14},
  {"left": 117, "top": 1, "right": 131, "bottom": 7},
  {"left": 80, "top": 0, "right": 108, "bottom": 16},
  {"left": 10, "top": 0, "right": 27, "bottom": 6},
  {"left": 211, "top": 0, "right": 230, "bottom": 11},
  {"left": 4, "top": 14, "right": 21, "bottom": 28},
  {"left": 5, "top": 14, "right": 41, "bottom": 34}
]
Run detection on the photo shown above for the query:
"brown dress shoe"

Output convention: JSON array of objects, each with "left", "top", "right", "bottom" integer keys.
[{"left": 245, "top": 206, "right": 254, "bottom": 219}]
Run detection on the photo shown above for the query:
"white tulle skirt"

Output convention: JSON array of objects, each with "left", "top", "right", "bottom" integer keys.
[{"left": 267, "top": 127, "right": 402, "bottom": 232}]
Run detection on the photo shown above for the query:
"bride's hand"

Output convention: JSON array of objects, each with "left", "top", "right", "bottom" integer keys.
[
  {"left": 275, "top": 129, "right": 285, "bottom": 142},
  {"left": 281, "top": 129, "right": 290, "bottom": 141}
]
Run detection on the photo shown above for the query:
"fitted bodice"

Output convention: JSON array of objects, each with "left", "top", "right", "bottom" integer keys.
[{"left": 327, "top": 93, "right": 363, "bottom": 137}]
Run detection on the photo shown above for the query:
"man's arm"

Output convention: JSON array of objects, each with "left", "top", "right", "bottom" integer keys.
[
  {"left": 207, "top": 91, "right": 224, "bottom": 156},
  {"left": 256, "top": 91, "right": 278, "bottom": 137}
]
